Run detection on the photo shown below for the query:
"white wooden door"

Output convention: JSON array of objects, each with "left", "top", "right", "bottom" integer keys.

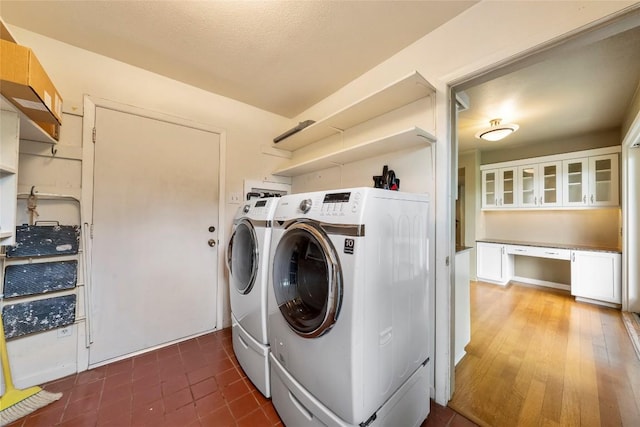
[{"left": 89, "top": 107, "right": 220, "bottom": 365}]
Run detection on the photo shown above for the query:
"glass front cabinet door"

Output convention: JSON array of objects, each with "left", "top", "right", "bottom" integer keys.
[
  {"left": 482, "top": 170, "right": 498, "bottom": 208},
  {"left": 539, "top": 161, "right": 562, "bottom": 207},
  {"left": 563, "top": 158, "right": 589, "bottom": 206},
  {"left": 589, "top": 154, "right": 619, "bottom": 206},
  {"left": 563, "top": 154, "right": 618, "bottom": 207},
  {"left": 482, "top": 168, "right": 517, "bottom": 209},
  {"left": 517, "top": 162, "right": 561, "bottom": 208},
  {"left": 518, "top": 165, "right": 538, "bottom": 208}
]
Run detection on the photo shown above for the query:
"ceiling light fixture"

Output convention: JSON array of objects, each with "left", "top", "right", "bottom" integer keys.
[{"left": 475, "top": 118, "right": 519, "bottom": 141}]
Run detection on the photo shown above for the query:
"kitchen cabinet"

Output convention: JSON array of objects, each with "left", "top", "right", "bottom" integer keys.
[
  {"left": 476, "top": 242, "right": 513, "bottom": 285},
  {"left": 518, "top": 161, "right": 562, "bottom": 208},
  {"left": 563, "top": 153, "right": 618, "bottom": 207},
  {"left": 476, "top": 239, "right": 622, "bottom": 306},
  {"left": 481, "top": 167, "right": 517, "bottom": 208},
  {"left": 271, "top": 71, "right": 436, "bottom": 177},
  {"left": 481, "top": 146, "right": 620, "bottom": 210},
  {"left": 571, "top": 250, "right": 621, "bottom": 304}
]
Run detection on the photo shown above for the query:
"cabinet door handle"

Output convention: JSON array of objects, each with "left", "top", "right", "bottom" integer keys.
[
  {"left": 534, "top": 196, "right": 537, "bottom": 205},
  {"left": 583, "top": 195, "right": 586, "bottom": 204},
  {"left": 591, "top": 194, "right": 594, "bottom": 204},
  {"left": 572, "top": 252, "right": 575, "bottom": 262}
]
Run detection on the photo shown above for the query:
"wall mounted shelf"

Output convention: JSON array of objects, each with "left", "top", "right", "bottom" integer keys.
[
  {"left": 1, "top": 96, "right": 58, "bottom": 145},
  {"left": 273, "top": 71, "right": 435, "bottom": 151},
  {"left": 273, "top": 126, "right": 435, "bottom": 177}
]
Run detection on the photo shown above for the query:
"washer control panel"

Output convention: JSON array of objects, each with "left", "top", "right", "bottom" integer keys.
[
  {"left": 243, "top": 197, "right": 278, "bottom": 217},
  {"left": 318, "top": 191, "right": 361, "bottom": 217}
]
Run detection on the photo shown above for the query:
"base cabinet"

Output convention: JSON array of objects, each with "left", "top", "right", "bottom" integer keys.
[
  {"left": 476, "top": 242, "right": 512, "bottom": 285},
  {"left": 571, "top": 250, "right": 621, "bottom": 304}
]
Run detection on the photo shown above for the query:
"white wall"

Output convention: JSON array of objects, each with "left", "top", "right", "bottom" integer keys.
[
  {"left": 458, "top": 150, "right": 480, "bottom": 279},
  {"left": 4, "top": 24, "right": 290, "bottom": 388}
]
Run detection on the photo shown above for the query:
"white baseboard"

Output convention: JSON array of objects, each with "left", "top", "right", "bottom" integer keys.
[{"left": 511, "top": 276, "right": 570, "bottom": 291}]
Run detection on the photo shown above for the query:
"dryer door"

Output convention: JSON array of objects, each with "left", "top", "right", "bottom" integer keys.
[
  {"left": 272, "top": 221, "right": 342, "bottom": 338},
  {"left": 227, "top": 219, "right": 259, "bottom": 295}
]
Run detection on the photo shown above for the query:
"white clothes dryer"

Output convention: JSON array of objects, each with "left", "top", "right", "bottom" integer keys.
[
  {"left": 267, "top": 187, "right": 431, "bottom": 426},
  {"left": 227, "top": 196, "right": 279, "bottom": 397}
]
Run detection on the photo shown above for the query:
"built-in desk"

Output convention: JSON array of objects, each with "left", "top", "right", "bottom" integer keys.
[{"left": 476, "top": 239, "right": 621, "bottom": 307}]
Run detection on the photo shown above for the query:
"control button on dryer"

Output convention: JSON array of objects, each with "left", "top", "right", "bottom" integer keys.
[{"left": 299, "top": 198, "right": 312, "bottom": 213}]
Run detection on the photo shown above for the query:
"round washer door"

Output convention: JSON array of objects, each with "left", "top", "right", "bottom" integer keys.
[
  {"left": 227, "top": 219, "right": 259, "bottom": 295},
  {"left": 272, "top": 221, "right": 342, "bottom": 338}
]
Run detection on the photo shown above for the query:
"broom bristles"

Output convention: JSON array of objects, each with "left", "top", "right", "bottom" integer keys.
[{"left": 0, "top": 389, "right": 62, "bottom": 425}]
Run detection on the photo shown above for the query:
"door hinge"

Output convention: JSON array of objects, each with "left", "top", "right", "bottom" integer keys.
[
  {"left": 90, "top": 224, "right": 94, "bottom": 239},
  {"left": 92, "top": 127, "right": 96, "bottom": 143}
]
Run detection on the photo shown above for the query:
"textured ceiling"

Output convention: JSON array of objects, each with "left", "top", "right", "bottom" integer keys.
[{"left": 0, "top": 0, "right": 477, "bottom": 118}]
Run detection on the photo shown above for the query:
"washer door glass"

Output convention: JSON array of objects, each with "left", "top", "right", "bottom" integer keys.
[
  {"left": 227, "top": 220, "right": 258, "bottom": 295},
  {"left": 272, "top": 222, "right": 342, "bottom": 338}
]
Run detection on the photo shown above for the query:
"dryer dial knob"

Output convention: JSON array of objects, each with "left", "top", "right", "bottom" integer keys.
[
  {"left": 299, "top": 199, "right": 312, "bottom": 213},
  {"left": 243, "top": 204, "right": 250, "bottom": 213}
]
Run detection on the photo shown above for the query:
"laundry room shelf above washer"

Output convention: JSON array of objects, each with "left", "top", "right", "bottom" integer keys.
[
  {"left": 272, "top": 71, "right": 436, "bottom": 152},
  {"left": 272, "top": 126, "right": 435, "bottom": 177}
]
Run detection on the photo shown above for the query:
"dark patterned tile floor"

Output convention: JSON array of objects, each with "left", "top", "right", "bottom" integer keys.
[{"left": 5, "top": 328, "right": 476, "bottom": 426}]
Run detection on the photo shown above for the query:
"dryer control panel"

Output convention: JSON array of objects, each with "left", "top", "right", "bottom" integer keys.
[{"left": 319, "top": 190, "right": 362, "bottom": 218}]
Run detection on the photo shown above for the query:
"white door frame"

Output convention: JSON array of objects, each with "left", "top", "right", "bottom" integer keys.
[
  {"left": 440, "top": 7, "right": 640, "bottom": 404},
  {"left": 621, "top": 109, "right": 640, "bottom": 312},
  {"left": 79, "top": 95, "right": 227, "bottom": 370}
]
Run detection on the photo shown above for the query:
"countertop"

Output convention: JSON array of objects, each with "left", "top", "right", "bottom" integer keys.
[
  {"left": 476, "top": 238, "right": 621, "bottom": 254},
  {"left": 456, "top": 245, "right": 473, "bottom": 254}
]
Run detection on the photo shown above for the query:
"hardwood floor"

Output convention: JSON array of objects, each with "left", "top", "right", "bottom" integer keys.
[{"left": 449, "top": 281, "right": 640, "bottom": 427}]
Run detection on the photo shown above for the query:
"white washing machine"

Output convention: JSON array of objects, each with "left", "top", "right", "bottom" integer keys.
[
  {"left": 267, "top": 187, "right": 431, "bottom": 426},
  {"left": 227, "top": 196, "right": 279, "bottom": 397}
]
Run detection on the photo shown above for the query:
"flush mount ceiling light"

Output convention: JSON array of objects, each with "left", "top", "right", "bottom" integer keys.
[{"left": 475, "top": 118, "right": 519, "bottom": 141}]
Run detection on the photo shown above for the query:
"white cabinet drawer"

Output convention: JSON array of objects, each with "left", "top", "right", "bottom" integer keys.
[{"left": 506, "top": 245, "right": 570, "bottom": 260}]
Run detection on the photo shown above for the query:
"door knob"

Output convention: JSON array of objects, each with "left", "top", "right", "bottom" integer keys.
[{"left": 208, "top": 239, "right": 216, "bottom": 247}]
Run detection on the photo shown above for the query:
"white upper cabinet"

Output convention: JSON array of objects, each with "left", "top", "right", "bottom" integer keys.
[
  {"left": 482, "top": 167, "right": 516, "bottom": 208},
  {"left": 481, "top": 146, "right": 620, "bottom": 210},
  {"left": 562, "top": 153, "right": 618, "bottom": 207},
  {"left": 518, "top": 161, "right": 562, "bottom": 208}
]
